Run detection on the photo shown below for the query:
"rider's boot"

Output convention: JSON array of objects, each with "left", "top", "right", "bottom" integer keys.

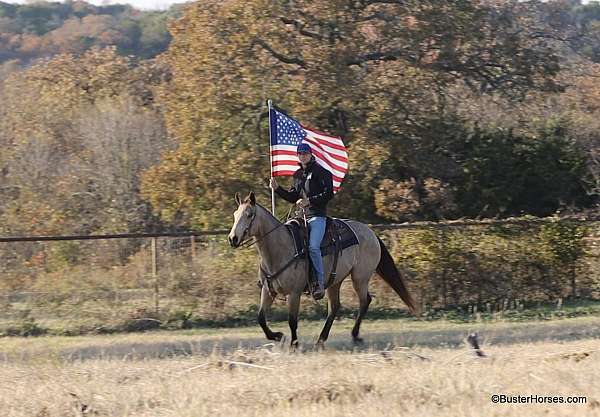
[{"left": 313, "top": 276, "right": 325, "bottom": 300}]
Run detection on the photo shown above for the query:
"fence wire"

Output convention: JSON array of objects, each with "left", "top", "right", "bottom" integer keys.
[{"left": 1, "top": 218, "right": 599, "bottom": 335}]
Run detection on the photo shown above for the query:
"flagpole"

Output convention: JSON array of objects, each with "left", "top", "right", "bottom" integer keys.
[{"left": 268, "top": 99, "right": 276, "bottom": 214}]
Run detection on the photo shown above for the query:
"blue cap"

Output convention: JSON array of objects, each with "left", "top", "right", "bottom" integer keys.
[{"left": 297, "top": 143, "right": 312, "bottom": 154}]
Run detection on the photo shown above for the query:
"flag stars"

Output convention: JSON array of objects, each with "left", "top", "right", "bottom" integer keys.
[{"left": 273, "top": 111, "right": 307, "bottom": 145}]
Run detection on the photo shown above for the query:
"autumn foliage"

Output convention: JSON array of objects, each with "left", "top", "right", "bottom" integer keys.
[{"left": 2, "top": 1, "right": 600, "bottom": 312}]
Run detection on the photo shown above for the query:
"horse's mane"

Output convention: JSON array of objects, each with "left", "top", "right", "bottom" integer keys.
[{"left": 254, "top": 202, "right": 282, "bottom": 225}]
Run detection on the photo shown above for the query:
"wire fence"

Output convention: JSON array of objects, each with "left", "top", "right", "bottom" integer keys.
[{"left": 1, "top": 216, "right": 600, "bottom": 335}]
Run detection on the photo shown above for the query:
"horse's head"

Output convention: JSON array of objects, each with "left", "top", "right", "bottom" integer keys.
[{"left": 228, "top": 191, "right": 257, "bottom": 248}]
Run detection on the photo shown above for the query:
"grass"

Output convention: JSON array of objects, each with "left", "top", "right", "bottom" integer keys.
[
  {"left": 1, "top": 319, "right": 599, "bottom": 416},
  {"left": 1, "top": 314, "right": 600, "bottom": 362},
  {"left": 3, "top": 297, "right": 600, "bottom": 338}
]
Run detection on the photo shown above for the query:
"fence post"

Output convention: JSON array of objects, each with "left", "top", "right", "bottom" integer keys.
[
  {"left": 571, "top": 264, "right": 577, "bottom": 299},
  {"left": 151, "top": 237, "right": 159, "bottom": 315},
  {"left": 190, "top": 235, "right": 196, "bottom": 263},
  {"left": 438, "top": 229, "right": 448, "bottom": 308}
]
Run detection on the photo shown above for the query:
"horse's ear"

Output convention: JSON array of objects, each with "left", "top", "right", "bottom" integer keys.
[
  {"left": 234, "top": 192, "right": 242, "bottom": 205},
  {"left": 249, "top": 191, "right": 256, "bottom": 206}
]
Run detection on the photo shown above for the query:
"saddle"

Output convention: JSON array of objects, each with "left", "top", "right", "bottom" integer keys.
[{"left": 285, "top": 217, "right": 359, "bottom": 289}]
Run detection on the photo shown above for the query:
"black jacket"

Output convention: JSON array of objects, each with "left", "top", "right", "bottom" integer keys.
[{"left": 275, "top": 158, "right": 334, "bottom": 217}]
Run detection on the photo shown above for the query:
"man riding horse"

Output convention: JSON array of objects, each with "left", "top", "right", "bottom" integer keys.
[{"left": 269, "top": 142, "right": 333, "bottom": 300}]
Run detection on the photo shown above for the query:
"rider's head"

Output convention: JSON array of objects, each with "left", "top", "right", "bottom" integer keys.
[{"left": 297, "top": 143, "right": 312, "bottom": 167}]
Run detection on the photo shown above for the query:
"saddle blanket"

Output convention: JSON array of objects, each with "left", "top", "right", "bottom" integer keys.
[{"left": 285, "top": 217, "right": 359, "bottom": 258}]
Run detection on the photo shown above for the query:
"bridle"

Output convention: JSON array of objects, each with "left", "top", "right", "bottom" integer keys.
[
  {"left": 237, "top": 209, "right": 257, "bottom": 248},
  {"left": 237, "top": 205, "right": 294, "bottom": 249}
]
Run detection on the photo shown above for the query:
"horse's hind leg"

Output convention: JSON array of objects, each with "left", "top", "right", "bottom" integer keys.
[
  {"left": 258, "top": 284, "right": 283, "bottom": 341},
  {"left": 351, "top": 273, "right": 373, "bottom": 344},
  {"left": 316, "top": 282, "right": 341, "bottom": 347}
]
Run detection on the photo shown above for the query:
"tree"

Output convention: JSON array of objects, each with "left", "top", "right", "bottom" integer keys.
[
  {"left": 144, "top": 0, "right": 568, "bottom": 227},
  {"left": 455, "top": 122, "right": 590, "bottom": 218},
  {"left": 0, "top": 47, "right": 169, "bottom": 236},
  {"left": 0, "top": 1, "right": 175, "bottom": 65}
]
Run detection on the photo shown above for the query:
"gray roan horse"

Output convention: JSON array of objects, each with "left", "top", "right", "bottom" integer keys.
[{"left": 228, "top": 192, "right": 419, "bottom": 348}]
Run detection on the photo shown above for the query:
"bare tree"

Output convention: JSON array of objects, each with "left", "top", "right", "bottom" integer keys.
[{"left": 73, "top": 95, "right": 171, "bottom": 231}]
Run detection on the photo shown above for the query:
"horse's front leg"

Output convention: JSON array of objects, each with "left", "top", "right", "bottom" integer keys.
[
  {"left": 317, "top": 282, "right": 341, "bottom": 347},
  {"left": 257, "top": 283, "right": 283, "bottom": 341},
  {"left": 287, "top": 292, "right": 301, "bottom": 350}
]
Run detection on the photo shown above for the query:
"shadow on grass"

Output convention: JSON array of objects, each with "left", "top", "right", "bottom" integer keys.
[
  {"left": 168, "top": 298, "right": 600, "bottom": 329},
  {"left": 53, "top": 313, "right": 600, "bottom": 361},
  {"left": 2, "top": 298, "right": 600, "bottom": 339}
]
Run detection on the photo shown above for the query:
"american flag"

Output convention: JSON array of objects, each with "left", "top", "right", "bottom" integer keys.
[{"left": 269, "top": 107, "right": 348, "bottom": 192}]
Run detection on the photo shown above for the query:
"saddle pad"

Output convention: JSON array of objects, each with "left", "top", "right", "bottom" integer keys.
[{"left": 285, "top": 218, "right": 359, "bottom": 258}]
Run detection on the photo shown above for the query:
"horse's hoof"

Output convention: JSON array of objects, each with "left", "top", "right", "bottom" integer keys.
[
  {"left": 315, "top": 340, "right": 325, "bottom": 351},
  {"left": 290, "top": 340, "right": 299, "bottom": 352},
  {"left": 272, "top": 332, "right": 284, "bottom": 342},
  {"left": 353, "top": 337, "right": 364, "bottom": 344}
]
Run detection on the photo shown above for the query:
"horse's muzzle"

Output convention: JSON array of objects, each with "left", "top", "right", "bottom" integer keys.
[{"left": 228, "top": 235, "right": 239, "bottom": 248}]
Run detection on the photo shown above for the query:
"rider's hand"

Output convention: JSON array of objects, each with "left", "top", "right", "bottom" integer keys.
[
  {"left": 269, "top": 178, "right": 279, "bottom": 190},
  {"left": 296, "top": 198, "right": 309, "bottom": 208}
]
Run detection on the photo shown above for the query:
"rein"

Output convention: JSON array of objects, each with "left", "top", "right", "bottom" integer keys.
[
  {"left": 238, "top": 206, "right": 294, "bottom": 249},
  {"left": 236, "top": 205, "right": 304, "bottom": 298}
]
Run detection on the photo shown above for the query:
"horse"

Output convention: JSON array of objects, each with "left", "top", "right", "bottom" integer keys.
[{"left": 228, "top": 191, "right": 419, "bottom": 348}]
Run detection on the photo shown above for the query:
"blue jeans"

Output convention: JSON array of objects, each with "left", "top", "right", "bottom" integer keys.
[{"left": 307, "top": 216, "right": 326, "bottom": 286}]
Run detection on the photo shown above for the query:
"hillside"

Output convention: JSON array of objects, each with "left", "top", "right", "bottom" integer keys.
[{"left": 0, "top": 0, "right": 182, "bottom": 64}]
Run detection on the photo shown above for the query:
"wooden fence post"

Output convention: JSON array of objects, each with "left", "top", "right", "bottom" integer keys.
[
  {"left": 151, "top": 237, "right": 159, "bottom": 315},
  {"left": 190, "top": 235, "right": 196, "bottom": 263}
]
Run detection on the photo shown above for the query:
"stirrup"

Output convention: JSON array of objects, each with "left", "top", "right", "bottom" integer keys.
[
  {"left": 312, "top": 288, "right": 325, "bottom": 300},
  {"left": 312, "top": 281, "right": 325, "bottom": 300}
]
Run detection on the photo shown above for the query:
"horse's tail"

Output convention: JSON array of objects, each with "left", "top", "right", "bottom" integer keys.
[{"left": 376, "top": 236, "right": 419, "bottom": 316}]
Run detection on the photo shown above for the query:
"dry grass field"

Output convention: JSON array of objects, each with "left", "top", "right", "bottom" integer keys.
[{"left": 1, "top": 317, "right": 600, "bottom": 417}]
